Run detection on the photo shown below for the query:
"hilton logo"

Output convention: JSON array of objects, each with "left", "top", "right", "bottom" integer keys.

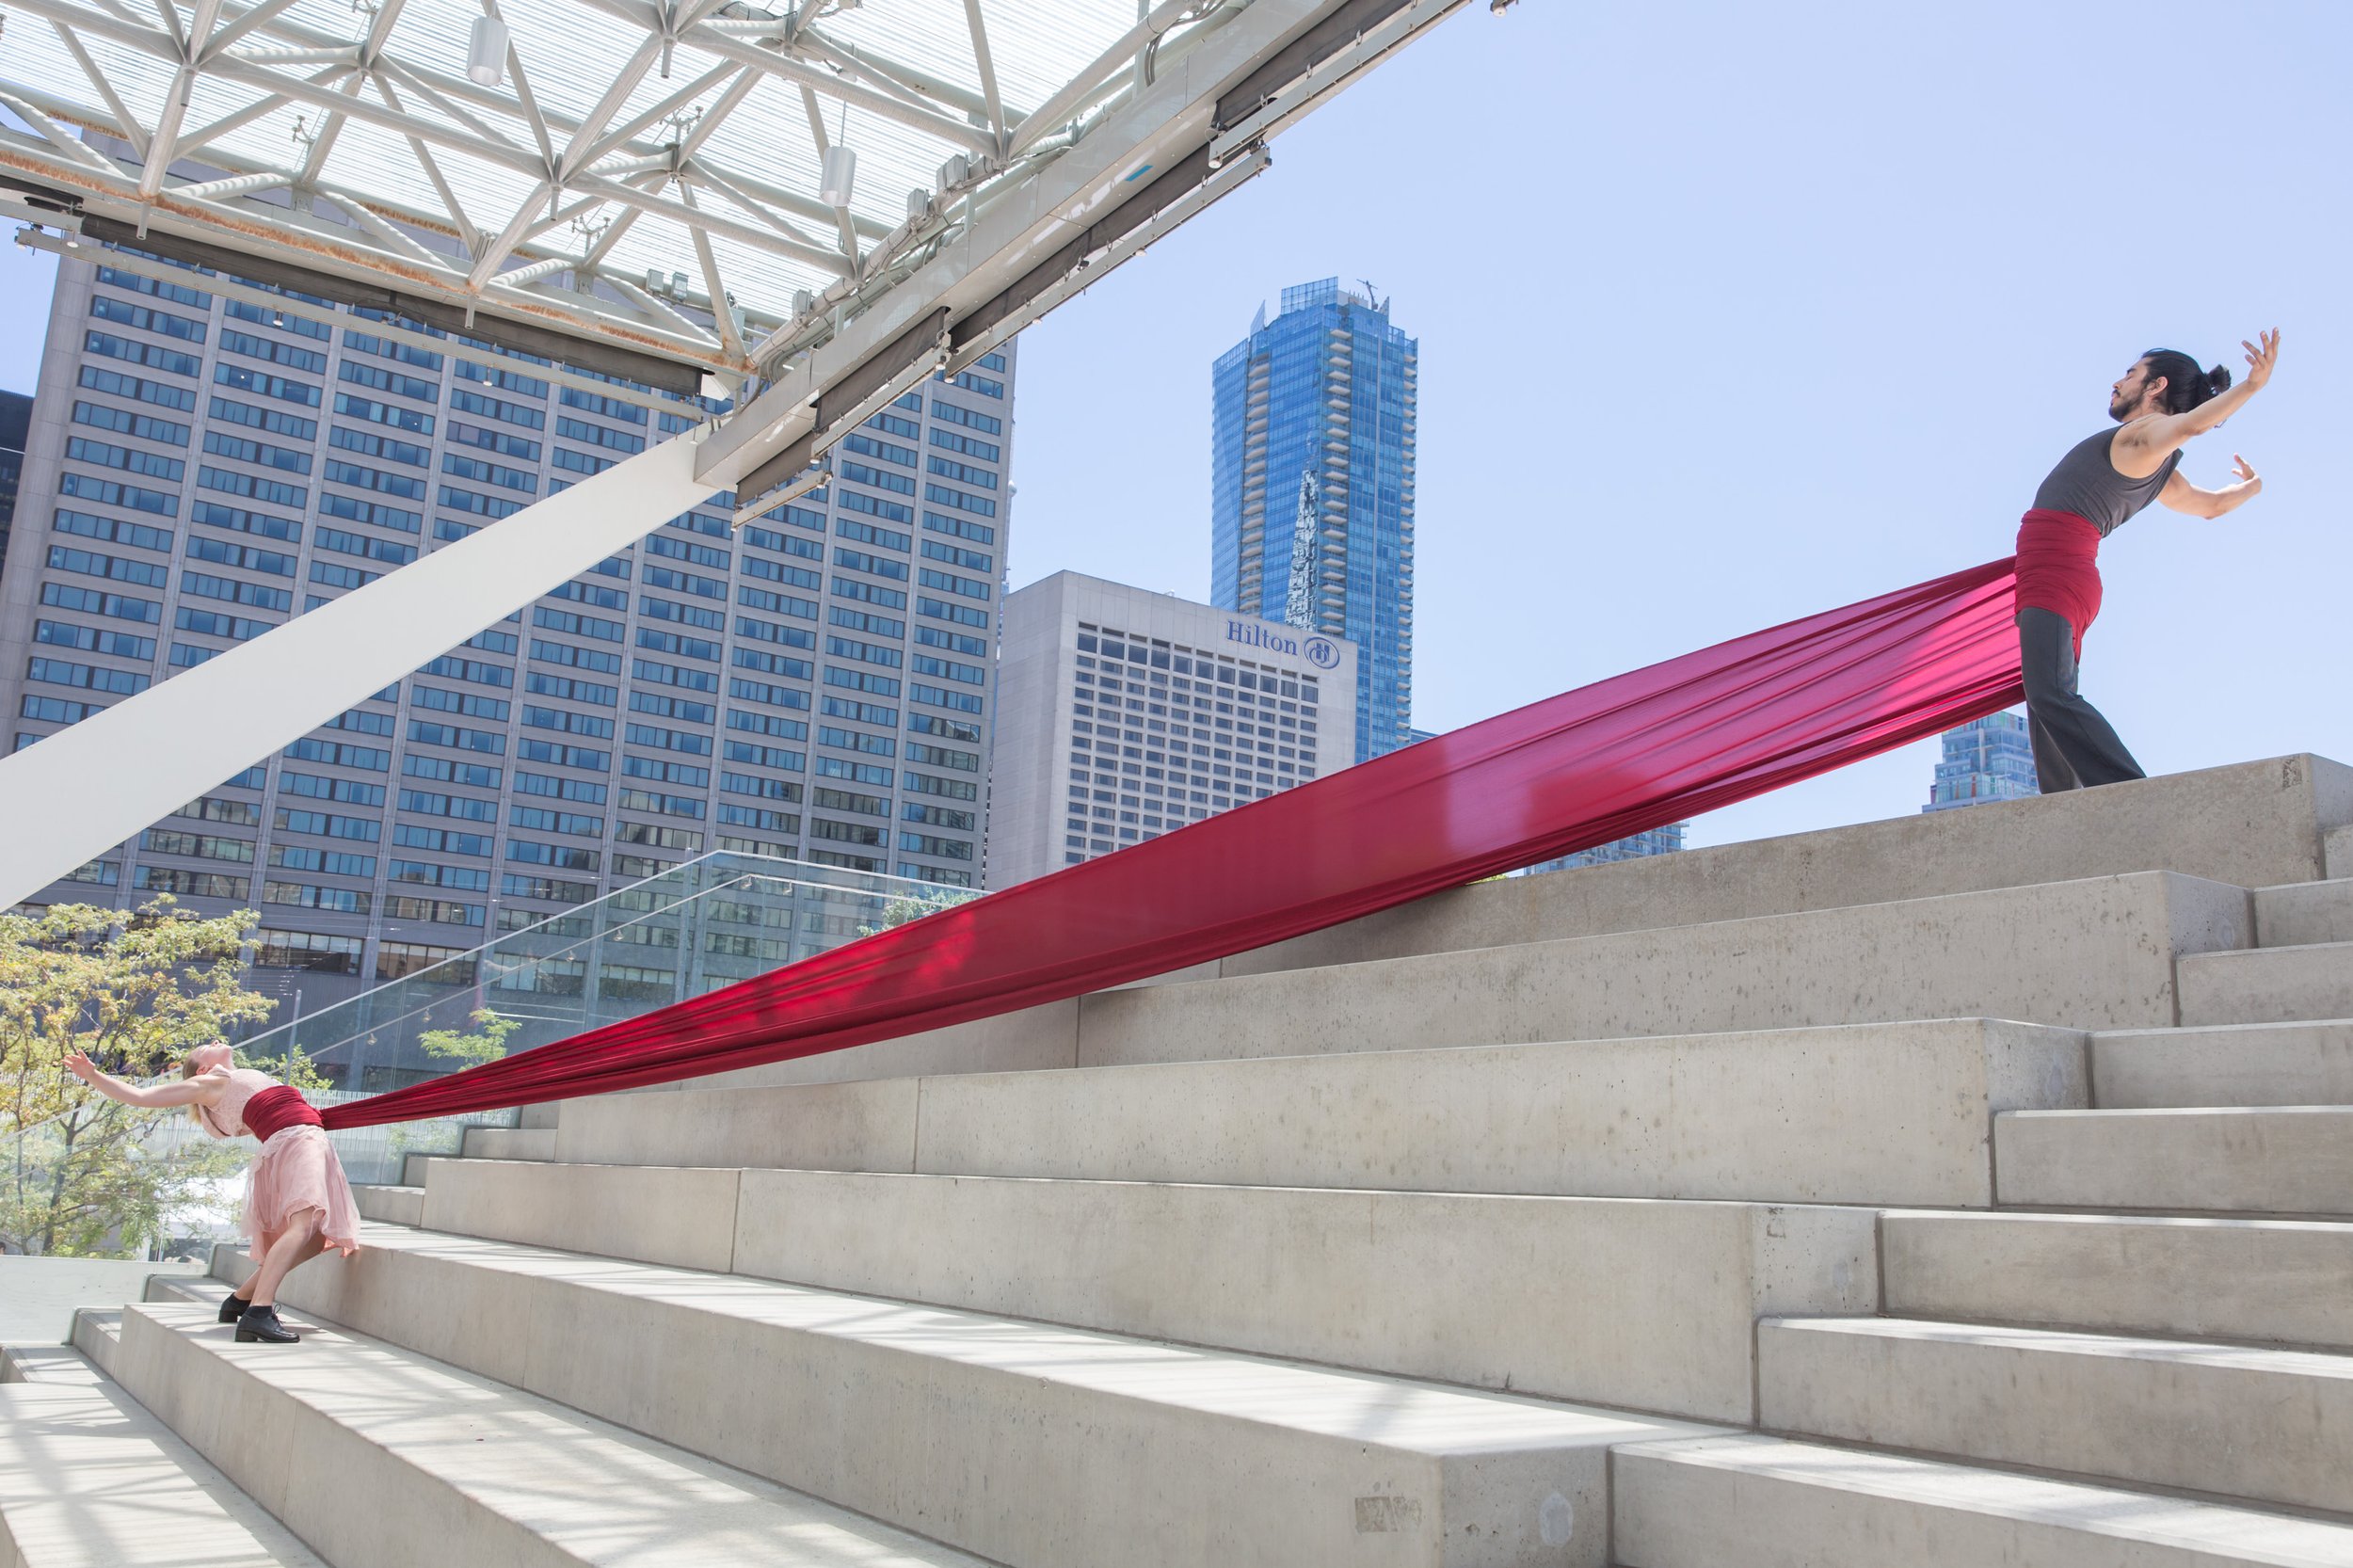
[{"left": 1225, "top": 620, "right": 1340, "bottom": 671}]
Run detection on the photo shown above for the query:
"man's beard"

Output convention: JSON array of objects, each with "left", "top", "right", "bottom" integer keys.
[{"left": 2108, "top": 392, "right": 2132, "bottom": 422}]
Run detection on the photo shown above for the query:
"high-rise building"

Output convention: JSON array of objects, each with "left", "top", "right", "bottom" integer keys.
[
  {"left": 1924, "top": 711, "right": 2040, "bottom": 811},
  {"left": 1210, "top": 278, "right": 1415, "bottom": 764},
  {"left": 986, "top": 571, "right": 1356, "bottom": 888},
  {"left": 1519, "top": 824, "right": 1688, "bottom": 875},
  {"left": 0, "top": 390, "right": 31, "bottom": 577},
  {"left": 0, "top": 247, "right": 1013, "bottom": 1019}
]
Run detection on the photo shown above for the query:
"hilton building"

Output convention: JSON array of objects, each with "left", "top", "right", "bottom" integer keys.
[
  {"left": 986, "top": 571, "right": 1357, "bottom": 888},
  {"left": 1210, "top": 278, "right": 1417, "bottom": 764},
  {"left": 0, "top": 246, "right": 1013, "bottom": 1027}
]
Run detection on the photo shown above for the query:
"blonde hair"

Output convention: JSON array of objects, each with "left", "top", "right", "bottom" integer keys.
[{"left": 182, "top": 1043, "right": 225, "bottom": 1130}]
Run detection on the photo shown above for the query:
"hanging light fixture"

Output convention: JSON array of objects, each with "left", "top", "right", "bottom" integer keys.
[
  {"left": 820, "top": 73, "right": 857, "bottom": 209},
  {"left": 467, "top": 15, "right": 509, "bottom": 88},
  {"left": 820, "top": 145, "right": 856, "bottom": 208}
]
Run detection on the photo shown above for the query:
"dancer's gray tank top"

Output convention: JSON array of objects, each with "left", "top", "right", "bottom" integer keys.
[{"left": 2033, "top": 427, "right": 2182, "bottom": 538}]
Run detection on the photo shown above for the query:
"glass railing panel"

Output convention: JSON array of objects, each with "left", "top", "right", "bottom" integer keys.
[{"left": 238, "top": 851, "right": 976, "bottom": 1121}]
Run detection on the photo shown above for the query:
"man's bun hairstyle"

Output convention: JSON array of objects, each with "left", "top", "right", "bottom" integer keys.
[{"left": 2141, "top": 348, "right": 2232, "bottom": 414}]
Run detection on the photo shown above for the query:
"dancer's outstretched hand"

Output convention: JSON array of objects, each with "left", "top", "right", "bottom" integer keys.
[
  {"left": 62, "top": 1048, "right": 102, "bottom": 1084},
  {"left": 2231, "top": 454, "right": 2261, "bottom": 487},
  {"left": 2243, "top": 328, "right": 2281, "bottom": 389}
]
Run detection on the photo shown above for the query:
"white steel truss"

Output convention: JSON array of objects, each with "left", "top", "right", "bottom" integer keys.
[
  {"left": 0, "top": 0, "right": 1444, "bottom": 383},
  {"left": 0, "top": 0, "right": 1475, "bottom": 903}
]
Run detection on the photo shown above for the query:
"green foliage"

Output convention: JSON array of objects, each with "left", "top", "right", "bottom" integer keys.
[
  {"left": 415, "top": 1008, "right": 520, "bottom": 1069},
  {"left": 0, "top": 899, "right": 277, "bottom": 1256},
  {"left": 855, "top": 888, "right": 977, "bottom": 939}
]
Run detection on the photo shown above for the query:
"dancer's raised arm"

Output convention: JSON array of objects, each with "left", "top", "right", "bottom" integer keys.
[
  {"left": 2115, "top": 329, "right": 2280, "bottom": 469},
  {"left": 62, "top": 1048, "right": 229, "bottom": 1109}
]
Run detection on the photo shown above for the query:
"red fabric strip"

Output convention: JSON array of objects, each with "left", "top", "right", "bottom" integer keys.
[
  {"left": 242, "top": 1083, "right": 324, "bottom": 1142},
  {"left": 322, "top": 557, "right": 2025, "bottom": 1129},
  {"left": 2013, "top": 508, "right": 2103, "bottom": 659}
]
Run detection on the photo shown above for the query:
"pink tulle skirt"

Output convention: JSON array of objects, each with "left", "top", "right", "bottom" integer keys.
[{"left": 242, "top": 1125, "right": 361, "bottom": 1263}]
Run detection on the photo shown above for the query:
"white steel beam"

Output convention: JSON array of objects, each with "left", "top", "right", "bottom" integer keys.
[
  {"left": 0, "top": 436, "right": 720, "bottom": 906},
  {"left": 49, "top": 20, "right": 152, "bottom": 160},
  {"left": 963, "top": 0, "right": 1008, "bottom": 153},
  {"left": 137, "top": 0, "right": 226, "bottom": 201}
]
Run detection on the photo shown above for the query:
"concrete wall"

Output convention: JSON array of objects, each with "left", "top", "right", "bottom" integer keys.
[{"left": 557, "top": 1016, "right": 2088, "bottom": 1208}]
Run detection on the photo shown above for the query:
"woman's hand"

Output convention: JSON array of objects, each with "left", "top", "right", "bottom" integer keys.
[{"left": 63, "top": 1048, "right": 106, "bottom": 1086}]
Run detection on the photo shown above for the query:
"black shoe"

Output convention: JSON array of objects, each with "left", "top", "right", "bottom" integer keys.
[
  {"left": 234, "top": 1304, "right": 299, "bottom": 1344},
  {"left": 217, "top": 1290, "right": 250, "bottom": 1323}
]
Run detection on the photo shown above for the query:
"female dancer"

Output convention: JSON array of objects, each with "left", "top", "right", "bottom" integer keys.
[{"left": 64, "top": 1039, "right": 360, "bottom": 1343}]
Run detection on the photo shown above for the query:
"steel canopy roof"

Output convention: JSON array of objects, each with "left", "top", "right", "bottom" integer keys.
[{"left": 0, "top": 0, "right": 1245, "bottom": 376}]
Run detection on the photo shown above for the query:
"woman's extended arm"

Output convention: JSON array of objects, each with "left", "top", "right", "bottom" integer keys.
[{"left": 63, "top": 1050, "right": 228, "bottom": 1109}]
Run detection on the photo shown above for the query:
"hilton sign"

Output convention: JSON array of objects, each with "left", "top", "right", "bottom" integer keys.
[{"left": 1226, "top": 621, "right": 1341, "bottom": 671}]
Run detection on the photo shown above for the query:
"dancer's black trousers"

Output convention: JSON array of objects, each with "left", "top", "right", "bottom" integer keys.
[{"left": 2016, "top": 606, "right": 2145, "bottom": 792}]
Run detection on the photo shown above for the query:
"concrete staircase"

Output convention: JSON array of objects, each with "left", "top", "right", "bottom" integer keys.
[{"left": 7, "top": 753, "right": 2351, "bottom": 1566}]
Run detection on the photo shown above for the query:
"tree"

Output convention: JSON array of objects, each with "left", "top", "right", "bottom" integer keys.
[
  {"left": 0, "top": 898, "right": 278, "bottom": 1256},
  {"left": 414, "top": 1008, "right": 520, "bottom": 1069},
  {"left": 855, "top": 888, "right": 977, "bottom": 939}
]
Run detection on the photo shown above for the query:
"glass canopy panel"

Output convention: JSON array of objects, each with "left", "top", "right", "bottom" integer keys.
[{"left": 0, "top": 0, "right": 1154, "bottom": 362}]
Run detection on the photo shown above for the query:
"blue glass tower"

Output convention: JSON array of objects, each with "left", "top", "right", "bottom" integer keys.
[
  {"left": 1923, "top": 711, "right": 2041, "bottom": 811},
  {"left": 1211, "top": 279, "right": 1416, "bottom": 763},
  {"left": 1520, "top": 824, "right": 1688, "bottom": 875}
]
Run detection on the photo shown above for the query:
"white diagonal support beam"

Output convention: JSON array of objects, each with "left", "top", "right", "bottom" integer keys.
[
  {"left": 370, "top": 72, "right": 476, "bottom": 243},
  {"left": 138, "top": 0, "right": 226, "bottom": 200},
  {"left": 0, "top": 88, "right": 128, "bottom": 176},
  {"left": 1010, "top": 0, "right": 1194, "bottom": 155},
  {"left": 963, "top": 0, "right": 1008, "bottom": 153},
  {"left": 50, "top": 20, "right": 152, "bottom": 160},
  {"left": 679, "top": 185, "right": 744, "bottom": 361},
  {"left": 198, "top": 0, "right": 309, "bottom": 60},
  {"left": 0, "top": 437, "right": 721, "bottom": 906},
  {"left": 571, "top": 0, "right": 993, "bottom": 154},
  {"left": 177, "top": 63, "right": 352, "bottom": 156}
]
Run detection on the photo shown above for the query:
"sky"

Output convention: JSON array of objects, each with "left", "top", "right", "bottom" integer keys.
[{"left": 2, "top": 0, "right": 2345, "bottom": 852}]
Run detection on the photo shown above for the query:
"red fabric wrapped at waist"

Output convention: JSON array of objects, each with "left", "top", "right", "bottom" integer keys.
[
  {"left": 241, "top": 1083, "right": 323, "bottom": 1143},
  {"left": 2014, "top": 507, "right": 2103, "bottom": 658}
]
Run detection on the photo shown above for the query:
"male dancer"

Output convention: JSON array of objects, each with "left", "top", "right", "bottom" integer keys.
[{"left": 2015, "top": 330, "right": 2280, "bottom": 791}]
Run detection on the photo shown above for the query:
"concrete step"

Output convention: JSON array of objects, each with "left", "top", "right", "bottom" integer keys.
[
  {"left": 1881, "top": 1210, "right": 2353, "bottom": 1350},
  {"left": 0, "top": 1349, "right": 328, "bottom": 1567},
  {"left": 1230, "top": 754, "right": 2342, "bottom": 984},
  {"left": 1072, "top": 871, "right": 2245, "bottom": 1071},
  {"left": 350, "top": 1182, "right": 422, "bottom": 1225},
  {"left": 1997, "top": 1108, "right": 2353, "bottom": 1216},
  {"left": 1612, "top": 1432, "right": 2353, "bottom": 1567},
  {"left": 402, "top": 1158, "right": 1880, "bottom": 1423},
  {"left": 697, "top": 758, "right": 2345, "bottom": 1096},
  {"left": 2091, "top": 1020, "right": 2353, "bottom": 1108},
  {"left": 79, "top": 1298, "right": 996, "bottom": 1568},
  {"left": 1758, "top": 1316, "right": 2353, "bottom": 1516},
  {"left": 2257, "top": 879, "right": 2353, "bottom": 948},
  {"left": 458, "top": 1125, "right": 556, "bottom": 1160},
  {"left": 2179, "top": 942, "right": 2353, "bottom": 1028},
  {"left": 687, "top": 868, "right": 2250, "bottom": 1095},
  {"left": 226, "top": 1222, "right": 1713, "bottom": 1568},
  {"left": 558, "top": 1016, "right": 2087, "bottom": 1208}
]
